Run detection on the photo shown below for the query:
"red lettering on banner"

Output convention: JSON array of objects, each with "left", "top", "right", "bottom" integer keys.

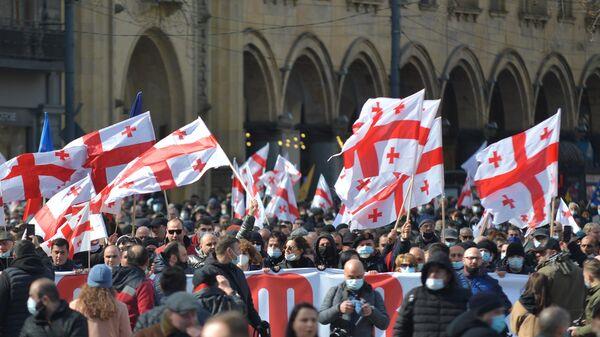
[
  {"left": 55, "top": 274, "right": 87, "bottom": 302},
  {"left": 247, "top": 273, "right": 313, "bottom": 337},
  {"left": 365, "top": 274, "right": 404, "bottom": 337}
]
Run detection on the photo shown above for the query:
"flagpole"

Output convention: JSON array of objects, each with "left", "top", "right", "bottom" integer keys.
[
  {"left": 550, "top": 197, "right": 556, "bottom": 237},
  {"left": 87, "top": 249, "right": 91, "bottom": 270},
  {"left": 394, "top": 175, "right": 415, "bottom": 230},
  {"left": 163, "top": 190, "right": 169, "bottom": 207},
  {"left": 441, "top": 194, "right": 446, "bottom": 241},
  {"left": 131, "top": 197, "right": 137, "bottom": 236}
]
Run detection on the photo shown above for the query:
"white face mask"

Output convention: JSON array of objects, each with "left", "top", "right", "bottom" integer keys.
[
  {"left": 267, "top": 248, "right": 282, "bottom": 258},
  {"left": 285, "top": 253, "right": 299, "bottom": 261},
  {"left": 238, "top": 254, "right": 249, "bottom": 266},
  {"left": 425, "top": 278, "right": 445, "bottom": 291},
  {"left": 27, "top": 297, "right": 37, "bottom": 315}
]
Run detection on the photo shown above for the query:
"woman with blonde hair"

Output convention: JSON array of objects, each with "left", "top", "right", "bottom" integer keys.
[
  {"left": 70, "top": 264, "right": 132, "bottom": 337},
  {"left": 394, "top": 253, "right": 418, "bottom": 273},
  {"left": 238, "top": 239, "right": 264, "bottom": 271}
]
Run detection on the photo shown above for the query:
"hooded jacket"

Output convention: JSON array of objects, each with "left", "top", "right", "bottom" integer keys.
[
  {"left": 393, "top": 252, "right": 471, "bottom": 337},
  {"left": 112, "top": 265, "right": 155, "bottom": 329},
  {"left": 509, "top": 292, "right": 543, "bottom": 337},
  {"left": 0, "top": 252, "right": 54, "bottom": 336},
  {"left": 446, "top": 310, "right": 500, "bottom": 337},
  {"left": 313, "top": 233, "right": 338, "bottom": 269},
  {"left": 575, "top": 283, "right": 600, "bottom": 336}
]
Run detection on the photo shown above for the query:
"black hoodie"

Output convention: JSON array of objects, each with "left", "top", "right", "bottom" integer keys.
[
  {"left": 313, "top": 233, "right": 338, "bottom": 269},
  {"left": 446, "top": 310, "right": 500, "bottom": 337}
]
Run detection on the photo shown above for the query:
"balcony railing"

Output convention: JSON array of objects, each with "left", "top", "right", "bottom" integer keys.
[{"left": 0, "top": 20, "right": 64, "bottom": 61}]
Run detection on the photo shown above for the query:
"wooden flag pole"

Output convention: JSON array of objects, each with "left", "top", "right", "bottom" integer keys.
[
  {"left": 441, "top": 194, "right": 446, "bottom": 241},
  {"left": 550, "top": 197, "right": 556, "bottom": 237},
  {"left": 163, "top": 190, "right": 169, "bottom": 207},
  {"left": 87, "top": 249, "right": 91, "bottom": 270},
  {"left": 394, "top": 175, "right": 415, "bottom": 230}
]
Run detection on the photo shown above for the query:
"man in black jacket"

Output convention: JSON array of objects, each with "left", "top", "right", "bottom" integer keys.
[
  {"left": 192, "top": 270, "right": 245, "bottom": 315},
  {"left": 50, "top": 238, "right": 81, "bottom": 271},
  {"left": 0, "top": 240, "right": 54, "bottom": 336},
  {"left": 194, "top": 234, "right": 270, "bottom": 336},
  {"left": 313, "top": 233, "right": 338, "bottom": 269},
  {"left": 446, "top": 292, "right": 506, "bottom": 337},
  {"left": 394, "top": 252, "right": 471, "bottom": 337},
  {"left": 19, "top": 278, "right": 87, "bottom": 337},
  {"left": 0, "top": 231, "right": 14, "bottom": 271}
]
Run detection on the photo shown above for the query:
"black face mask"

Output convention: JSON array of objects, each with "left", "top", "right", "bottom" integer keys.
[
  {"left": 466, "top": 266, "right": 479, "bottom": 275},
  {"left": 318, "top": 246, "right": 329, "bottom": 256},
  {"left": 422, "top": 232, "right": 435, "bottom": 240}
]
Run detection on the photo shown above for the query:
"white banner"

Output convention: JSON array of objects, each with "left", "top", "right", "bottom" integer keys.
[{"left": 54, "top": 269, "right": 527, "bottom": 337}]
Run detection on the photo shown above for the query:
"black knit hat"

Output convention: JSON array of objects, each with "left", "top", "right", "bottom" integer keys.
[
  {"left": 420, "top": 252, "right": 453, "bottom": 286},
  {"left": 505, "top": 242, "right": 525, "bottom": 258},
  {"left": 476, "top": 239, "right": 498, "bottom": 255},
  {"left": 13, "top": 240, "right": 36, "bottom": 258},
  {"left": 468, "top": 292, "right": 504, "bottom": 315}
]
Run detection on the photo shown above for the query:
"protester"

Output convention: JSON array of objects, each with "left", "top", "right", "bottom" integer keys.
[
  {"left": 103, "top": 245, "right": 121, "bottom": 269},
  {"left": 449, "top": 245, "right": 465, "bottom": 271},
  {"left": 459, "top": 228, "right": 474, "bottom": 243},
  {"left": 394, "top": 253, "right": 417, "bottom": 273},
  {"left": 318, "top": 259, "right": 389, "bottom": 336},
  {"left": 446, "top": 292, "right": 506, "bottom": 337},
  {"left": 537, "top": 306, "right": 571, "bottom": 337},
  {"left": 0, "top": 231, "right": 14, "bottom": 271},
  {"left": 188, "top": 232, "right": 216, "bottom": 269},
  {"left": 509, "top": 272, "right": 551, "bottom": 337},
  {"left": 285, "top": 303, "right": 318, "bottom": 337},
  {"left": 134, "top": 292, "right": 203, "bottom": 337},
  {"left": 20, "top": 278, "right": 88, "bottom": 337},
  {"left": 280, "top": 237, "right": 315, "bottom": 269},
  {"left": 569, "top": 258, "right": 600, "bottom": 336},
  {"left": 338, "top": 249, "right": 359, "bottom": 269},
  {"left": 0, "top": 240, "right": 54, "bottom": 336},
  {"left": 536, "top": 238, "right": 586, "bottom": 320},
  {"left": 353, "top": 232, "right": 387, "bottom": 272},
  {"left": 459, "top": 247, "right": 511, "bottom": 310},
  {"left": 192, "top": 272, "right": 245, "bottom": 316},
  {"left": 501, "top": 242, "right": 532, "bottom": 274},
  {"left": 313, "top": 233, "right": 338, "bottom": 269},
  {"left": 237, "top": 239, "right": 263, "bottom": 271},
  {"left": 112, "top": 245, "right": 154, "bottom": 329},
  {"left": 264, "top": 231, "right": 286, "bottom": 270},
  {"left": 153, "top": 241, "right": 191, "bottom": 304},
  {"left": 201, "top": 312, "right": 249, "bottom": 337},
  {"left": 155, "top": 218, "right": 193, "bottom": 255},
  {"left": 410, "top": 247, "right": 426, "bottom": 272},
  {"left": 393, "top": 252, "right": 471, "bottom": 337},
  {"left": 135, "top": 226, "right": 151, "bottom": 241},
  {"left": 51, "top": 238, "right": 81, "bottom": 271},
  {"left": 70, "top": 264, "right": 132, "bottom": 337}
]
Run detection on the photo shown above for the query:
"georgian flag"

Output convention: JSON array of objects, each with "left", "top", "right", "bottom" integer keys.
[
  {"left": 240, "top": 165, "right": 266, "bottom": 228},
  {"left": 474, "top": 111, "right": 560, "bottom": 227},
  {"left": 231, "top": 160, "right": 245, "bottom": 219},
  {"left": 240, "top": 143, "right": 269, "bottom": 190},
  {"left": 409, "top": 117, "right": 444, "bottom": 207},
  {"left": 310, "top": 175, "right": 333, "bottom": 210},
  {"left": 457, "top": 178, "right": 474, "bottom": 208},
  {"left": 265, "top": 175, "right": 299, "bottom": 222},
  {"left": 556, "top": 198, "right": 581, "bottom": 232},
  {"left": 260, "top": 155, "right": 301, "bottom": 196}
]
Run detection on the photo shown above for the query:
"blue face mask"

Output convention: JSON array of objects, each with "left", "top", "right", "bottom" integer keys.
[
  {"left": 481, "top": 251, "right": 492, "bottom": 263},
  {"left": 345, "top": 278, "right": 364, "bottom": 291},
  {"left": 357, "top": 246, "right": 374, "bottom": 258},
  {"left": 508, "top": 257, "right": 524, "bottom": 270},
  {"left": 490, "top": 314, "right": 506, "bottom": 333},
  {"left": 452, "top": 261, "right": 464, "bottom": 270}
]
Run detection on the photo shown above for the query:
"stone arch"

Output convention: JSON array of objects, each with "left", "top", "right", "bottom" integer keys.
[
  {"left": 281, "top": 32, "right": 336, "bottom": 124},
  {"left": 533, "top": 53, "right": 576, "bottom": 128},
  {"left": 337, "top": 38, "right": 386, "bottom": 131},
  {"left": 578, "top": 55, "right": 600, "bottom": 134},
  {"left": 487, "top": 49, "right": 533, "bottom": 131},
  {"left": 399, "top": 42, "right": 438, "bottom": 98},
  {"left": 123, "top": 27, "right": 184, "bottom": 139}
]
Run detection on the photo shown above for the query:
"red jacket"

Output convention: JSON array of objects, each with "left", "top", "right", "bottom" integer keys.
[{"left": 112, "top": 266, "right": 155, "bottom": 329}]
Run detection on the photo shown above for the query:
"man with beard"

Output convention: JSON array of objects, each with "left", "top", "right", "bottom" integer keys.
[{"left": 153, "top": 242, "right": 192, "bottom": 304}]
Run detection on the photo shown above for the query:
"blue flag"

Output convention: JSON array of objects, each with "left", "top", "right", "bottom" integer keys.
[
  {"left": 38, "top": 112, "right": 54, "bottom": 152},
  {"left": 591, "top": 181, "right": 600, "bottom": 207},
  {"left": 129, "top": 91, "right": 143, "bottom": 118}
]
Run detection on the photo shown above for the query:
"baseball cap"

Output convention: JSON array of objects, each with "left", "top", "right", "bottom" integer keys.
[{"left": 165, "top": 291, "right": 198, "bottom": 314}]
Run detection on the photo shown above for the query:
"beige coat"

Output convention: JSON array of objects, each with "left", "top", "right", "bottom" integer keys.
[
  {"left": 70, "top": 298, "right": 132, "bottom": 337},
  {"left": 509, "top": 300, "right": 541, "bottom": 337}
]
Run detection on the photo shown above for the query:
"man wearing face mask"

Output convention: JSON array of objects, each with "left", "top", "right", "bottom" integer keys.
[
  {"left": 153, "top": 242, "right": 192, "bottom": 305},
  {"left": 444, "top": 229, "right": 460, "bottom": 247},
  {"left": 319, "top": 259, "right": 389, "bottom": 336},
  {"left": 476, "top": 240, "right": 499, "bottom": 272},
  {"left": 459, "top": 248, "right": 511, "bottom": 311},
  {"left": 393, "top": 252, "right": 471, "bottom": 337},
  {"left": 263, "top": 231, "right": 286, "bottom": 270},
  {"left": 416, "top": 218, "right": 440, "bottom": 248},
  {"left": 0, "top": 240, "right": 54, "bottom": 336},
  {"left": 313, "top": 233, "right": 338, "bottom": 269},
  {"left": 0, "top": 231, "right": 14, "bottom": 271},
  {"left": 353, "top": 233, "right": 387, "bottom": 272},
  {"left": 189, "top": 232, "right": 217, "bottom": 269},
  {"left": 446, "top": 292, "right": 506, "bottom": 337},
  {"left": 500, "top": 242, "right": 532, "bottom": 274},
  {"left": 19, "top": 278, "right": 87, "bottom": 337},
  {"left": 195, "top": 235, "right": 269, "bottom": 337}
]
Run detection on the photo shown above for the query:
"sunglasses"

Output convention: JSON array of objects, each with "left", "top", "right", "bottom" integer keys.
[{"left": 168, "top": 229, "right": 183, "bottom": 235}]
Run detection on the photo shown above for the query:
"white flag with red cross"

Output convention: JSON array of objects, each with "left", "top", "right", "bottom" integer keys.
[
  {"left": 334, "top": 91, "right": 428, "bottom": 210},
  {"left": 348, "top": 172, "right": 411, "bottom": 230},
  {"left": 556, "top": 198, "right": 581, "bottom": 232},
  {"left": 265, "top": 175, "right": 299, "bottom": 222},
  {"left": 92, "top": 117, "right": 230, "bottom": 214},
  {"left": 0, "top": 146, "right": 88, "bottom": 203},
  {"left": 240, "top": 165, "right": 266, "bottom": 228},
  {"left": 332, "top": 204, "right": 351, "bottom": 228},
  {"left": 40, "top": 203, "right": 107, "bottom": 258},
  {"left": 260, "top": 155, "right": 301, "bottom": 196},
  {"left": 310, "top": 175, "right": 333, "bottom": 210},
  {"left": 240, "top": 143, "right": 269, "bottom": 191},
  {"left": 231, "top": 160, "right": 245, "bottom": 219},
  {"left": 64, "top": 111, "right": 155, "bottom": 192},
  {"left": 409, "top": 117, "right": 444, "bottom": 208},
  {"left": 474, "top": 111, "right": 560, "bottom": 228},
  {"left": 29, "top": 174, "right": 96, "bottom": 240},
  {"left": 457, "top": 177, "right": 474, "bottom": 208}
]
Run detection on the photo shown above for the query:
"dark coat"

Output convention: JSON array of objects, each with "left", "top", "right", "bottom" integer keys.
[
  {"left": 277, "top": 255, "right": 315, "bottom": 269},
  {"left": 393, "top": 254, "right": 471, "bottom": 337},
  {"left": 0, "top": 253, "right": 55, "bottom": 336},
  {"left": 133, "top": 295, "right": 209, "bottom": 333},
  {"left": 53, "top": 259, "right": 81, "bottom": 272},
  {"left": 359, "top": 251, "right": 388, "bottom": 272},
  {"left": 446, "top": 310, "right": 500, "bottom": 337},
  {"left": 19, "top": 300, "right": 88, "bottom": 337},
  {"left": 193, "top": 286, "right": 246, "bottom": 316},
  {"left": 134, "top": 313, "right": 191, "bottom": 337}
]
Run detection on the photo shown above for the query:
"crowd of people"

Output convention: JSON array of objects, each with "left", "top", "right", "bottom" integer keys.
[{"left": 1, "top": 192, "right": 600, "bottom": 337}]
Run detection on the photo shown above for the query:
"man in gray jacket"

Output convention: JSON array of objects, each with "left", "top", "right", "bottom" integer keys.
[{"left": 319, "top": 259, "right": 389, "bottom": 336}]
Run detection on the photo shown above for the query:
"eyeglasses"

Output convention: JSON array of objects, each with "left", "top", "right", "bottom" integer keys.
[{"left": 168, "top": 229, "right": 183, "bottom": 235}]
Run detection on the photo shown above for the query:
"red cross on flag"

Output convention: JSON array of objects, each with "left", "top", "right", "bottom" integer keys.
[
  {"left": 231, "top": 160, "right": 245, "bottom": 219},
  {"left": 240, "top": 143, "right": 269, "bottom": 190},
  {"left": 457, "top": 177, "right": 474, "bottom": 208},
  {"left": 474, "top": 111, "right": 560, "bottom": 227},
  {"left": 556, "top": 198, "right": 581, "bottom": 232},
  {"left": 334, "top": 91, "right": 430, "bottom": 210},
  {"left": 408, "top": 117, "right": 444, "bottom": 207},
  {"left": 310, "top": 175, "right": 333, "bottom": 210},
  {"left": 0, "top": 146, "right": 87, "bottom": 203},
  {"left": 240, "top": 164, "right": 266, "bottom": 228},
  {"left": 29, "top": 174, "right": 96, "bottom": 240},
  {"left": 265, "top": 175, "right": 299, "bottom": 222},
  {"left": 93, "top": 117, "right": 230, "bottom": 214},
  {"left": 40, "top": 203, "right": 107, "bottom": 258},
  {"left": 260, "top": 155, "right": 301, "bottom": 196},
  {"left": 65, "top": 112, "right": 155, "bottom": 192}
]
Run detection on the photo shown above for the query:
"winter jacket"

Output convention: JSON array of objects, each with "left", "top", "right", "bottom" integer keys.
[
  {"left": 73, "top": 247, "right": 104, "bottom": 268},
  {"left": 313, "top": 233, "right": 338, "bottom": 269},
  {"left": 0, "top": 253, "right": 55, "bottom": 336},
  {"left": 193, "top": 286, "right": 246, "bottom": 316},
  {"left": 509, "top": 293, "right": 543, "bottom": 337},
  {"left": 193, "top": 256, "right": 262, "bottom": 328},
  {"left": 393, "top": 252, "right": 471, "bottom": 337},
  {"left": 53, "top": 259, "right": 81, "bottom": 272},
  {"left": 318, "top": 280, "right": 390, "bottom": 336},
  {"left": 263, "top": 255, "right": 284, "bottom": 269},
  {"left": 152, "top": 254, "right": 193, "bottom": 305},
  {"left": 187, "top": 248, "right": 211, "bottom": 270},
  {"left": 0, "top": 252, "right": 13, "bottom": 271},
  {"left": 359, "top": 251, "right": 388, "bottom": 272},
  {"left": 536, "top": 252, "right": 586, "bottom": 320},
  {"left": 446, "top": 310, "right": 500, "bottom": 337},
  {"left": 134, "top": 312, "right": 192, "bottom": 337},
  {"left": 19, "top": 300, "right": 88, "bottom": 337},
  {"left": 112, "top": 265, "right": 155, "bottom": 329},
  {"left": 70, "top": 298, "right": 131, "bottom": 337},
  {"left": 133, "top": 294, "right": 210, "bottom": 332},
  {"left": 277, "top": 255, "right": 315, "bottom": 269},
  {"left": 457, "top": 270, "right": 512, "bottom": 312},
  {"left": 575, "top": 284, "right": 600, "bottom": 336}
]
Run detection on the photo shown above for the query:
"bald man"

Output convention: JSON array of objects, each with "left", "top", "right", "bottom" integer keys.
[
  {"left": 103, "top": 245, "right": 121, "bottom": 268},
  {"left": 20, "top": 278, "right": 87, "bottom": 337},
  {"left": 135, "top": 226, "right": 151, "bottom": 241},
  {"left": 460, "top": 247, "right": 511, "bottom": 310},
  {"left": 319, "top": 259, "right": 389, "bottom": 335},
  {"left": 189, "top": 233, "right": 217, "bottom": 269}
]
